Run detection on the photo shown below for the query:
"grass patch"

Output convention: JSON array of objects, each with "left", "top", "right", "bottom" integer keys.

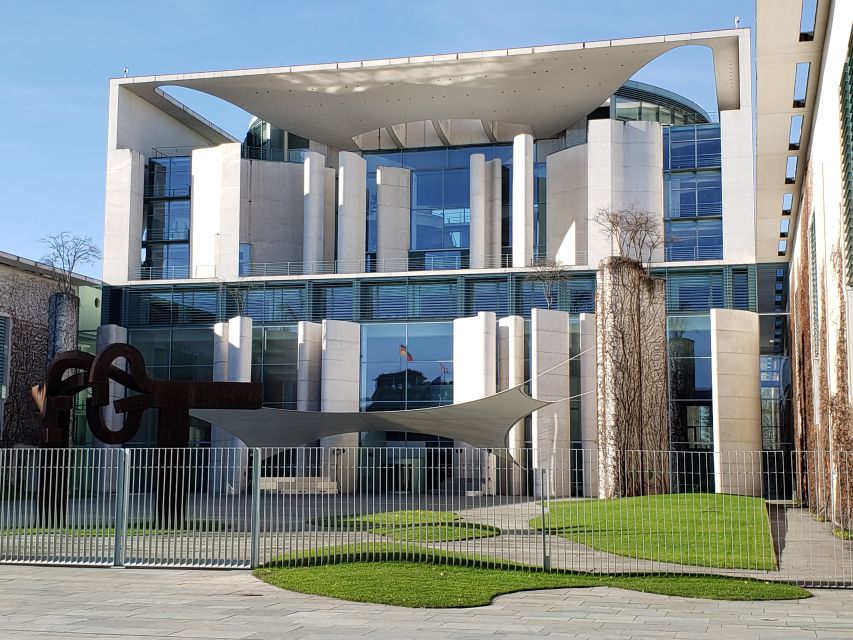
[
  {"left": 254, "top": 560, "right": 810, "bottom": 608},
  {"left": 833, "top": 527, "right": 853, "bottom": 540},
  {"left": 530, "top": 493, "right": 776, "bottom": 570},
  {"left": 318, "top": 509, "right": 499, "bottom": 542}
]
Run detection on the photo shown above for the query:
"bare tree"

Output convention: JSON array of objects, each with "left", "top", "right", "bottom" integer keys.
[
  {"left": 528, "top": 259, "right": 568, "bottom": 310},
  {"left": 592, "top": 205, "right": 663, "bottom": 271},
  {"left": 40, "top": 233, "right": 101, "bottom": 295}
]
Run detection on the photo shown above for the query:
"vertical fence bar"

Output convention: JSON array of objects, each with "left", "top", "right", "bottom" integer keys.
[
  {"left": 113, "top": 449, "right": 129, "bottom": 566},
  {"left": 250, "top": 448, "right": 261, "bottom": 569}
]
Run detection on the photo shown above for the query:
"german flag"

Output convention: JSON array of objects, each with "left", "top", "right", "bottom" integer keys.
[{"left": 399, "top": 344, "right": 413, "bottom": 362}]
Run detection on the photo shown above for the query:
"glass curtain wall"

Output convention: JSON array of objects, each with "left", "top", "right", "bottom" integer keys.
[
  {"left": 663, "top": 125, "right": 723, "bottom": 262},
  {"left": 142, "top": 156, "right": 191, "bottom": 279}
]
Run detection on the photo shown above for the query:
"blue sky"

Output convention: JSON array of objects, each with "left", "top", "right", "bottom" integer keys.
[{"left": 0, "top": 0, "right": 753, "bottom": 278}]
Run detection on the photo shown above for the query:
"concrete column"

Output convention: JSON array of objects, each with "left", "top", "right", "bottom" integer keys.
[
  {"left": 469, "top": 154, "right": 487, "bottom": 269},
  {"left": 302, "top": 151, "right": 326, "bottom": 271},
  {"left": 94, "top": 324, "right": 128, "bottom": 446},
  {"left": 103, "top": 149, "right": 144, "bottom": 284},
  {"left": 191, "top": 143, "right": 242, "bottom": 280},
  {"left": 512, "top": 133, "right": 534, "bottom": 268},
  {"left": 546, "top": 145, "right": 588, "bottom": 266},
  {"left": 578, "top": 313, "right": 599, "bottom": 496},
  {"left": 486, "top": 158, "right": 503, "bottom": 268},
  {"left": 297, "top": 321, "right": 322, "bottom": 412},
  {"left": 531, "top": 308, "right": 571, "bottom": 497},
  {"left": 323, "top": 167, "right": 337, "bottom": 262},
  {"left": 453, "top": 312, "right": 497, "bottom": 494},
  {"left": 376, "top": 166, "right": 411, "bottom": 272},
  {"left": 711, "top": 309, "right": 762, "bottom": 496},
  {"left": 320, "top": 319, "right": 360, "bottom": 492},
  {"left": 498, "top": 315, "right": 525, "bottom": 494},
  {"left": 336, "top": 151, "right": 367, "bottom": 273},
  {"left": 211, "top": 316, "right": 252, "bottom": 493}
]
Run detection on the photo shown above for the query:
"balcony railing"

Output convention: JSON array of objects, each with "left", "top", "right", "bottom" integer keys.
[
  {"left": 142, "top": 228, "right": 190, "bottom": 243},
  {"left": 130, "top": 265, "right": 191, "bottom": 280}
]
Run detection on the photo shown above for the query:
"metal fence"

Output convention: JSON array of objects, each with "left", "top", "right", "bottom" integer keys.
[{"left": 0, "top": 447, "right": 851, "bottom": 587}]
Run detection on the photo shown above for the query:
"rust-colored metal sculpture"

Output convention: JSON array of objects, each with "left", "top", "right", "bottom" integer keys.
[{"left": 32, "top": 344, "right": 262, "bottom": 525}]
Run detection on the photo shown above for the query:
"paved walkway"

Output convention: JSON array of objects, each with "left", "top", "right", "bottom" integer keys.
[{"left": 0, "top": 565, "right": 852, "bottom": 639}]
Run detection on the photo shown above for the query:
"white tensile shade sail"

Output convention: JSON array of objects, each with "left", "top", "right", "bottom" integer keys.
[{"left": 191, "top": 385, "right": 550, "bottom": 450}]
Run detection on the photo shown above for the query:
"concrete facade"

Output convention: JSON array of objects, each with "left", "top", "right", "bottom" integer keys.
[
  {"left": 103, "top": 149, "right": 145, "bottom": 284},
  {"left": 711, "top": 308, "right": 762, "bottom": 496},
  {"left": 302, "top": 151, "right": 326, "bottom": 268},
  {"left": 375, "top": 166, "right": 411, "bottom": 271},
  {"left": 296, "top": 321, "right": 322, "bottom": 413},
  {"left": 546, "top": 144, "right": 588, "bottom": 266},
  {"left": 497, "top": 314, "right": 525, "bottom": 494},
  {"left": 336, "top": 152, "right": 367, "bottom": 272},
  {"left": 530, "top": 308, "right": 572, "bottom": 497},
  {"left": 486, "top": 158, "right": 503, "bottom": 267},
  {"left": 469, "top": 154, "right": 487, "bottom": 269},
  {"left": 320, "top": 319, "right": 360, "bottom": 491},
  {"left": 512, "top": 133, "right": 534, "bottom": 268}
]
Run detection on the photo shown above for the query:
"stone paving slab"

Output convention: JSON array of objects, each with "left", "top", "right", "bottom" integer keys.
[{"left": 0, "top": 565, "right": 852, "bottom": 638}]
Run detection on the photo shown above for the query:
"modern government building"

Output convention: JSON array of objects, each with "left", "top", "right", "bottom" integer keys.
[{"left": 85, "top": 0, "right": 852, "bottom": 497}]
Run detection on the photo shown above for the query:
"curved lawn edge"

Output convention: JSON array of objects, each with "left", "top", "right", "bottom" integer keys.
[{"left": 253, "top": 560, "right": 811, "bottom": 608}]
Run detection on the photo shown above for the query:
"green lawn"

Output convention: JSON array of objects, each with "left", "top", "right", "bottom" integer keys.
[
  {"left": 321, "top": 509, "right": 499, "bottom": 542},
  {"left": 254, "top": 561, "right": 809, "bottom": 607},
  {"left": 530, "top": 493, "right": 776, "bottom": 570}
]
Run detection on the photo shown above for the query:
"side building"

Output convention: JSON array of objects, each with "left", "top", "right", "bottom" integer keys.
[
  {"left": 0, "top": 251, "right": 101, "bottom": 446},
  {"left": 96, "top": 28, "right": 785, "bottom": 495}
]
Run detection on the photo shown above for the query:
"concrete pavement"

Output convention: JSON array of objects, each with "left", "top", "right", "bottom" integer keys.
[{"left": 0, "top": 565, "right": 851, "bottom": 639}]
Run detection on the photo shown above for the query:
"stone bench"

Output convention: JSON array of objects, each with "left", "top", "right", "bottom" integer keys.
[{"left": 258, "top": 477, "right": 338, "bottom": 495}]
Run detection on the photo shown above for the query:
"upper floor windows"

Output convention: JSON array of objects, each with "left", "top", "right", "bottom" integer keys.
[
  {"left": 664, "top": 124, "right": 721, "bottom": 171},
  {"left": 145, "top": 156, "right": 190, "bottom": 198}
]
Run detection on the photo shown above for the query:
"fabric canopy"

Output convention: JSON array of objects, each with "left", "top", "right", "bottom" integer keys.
[{"left": 191, "top": 385, "right": 551, "bottom": 450}]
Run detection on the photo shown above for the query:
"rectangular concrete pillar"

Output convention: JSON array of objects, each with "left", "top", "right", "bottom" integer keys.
[
  {"left": 302, "top": 151, "right": 326, "bottom": 270},
  {"left": 578, "top": 313, "right": 599, "bottom": 497},
  {"left": 469, "top": 154, "right": 487, "bottom": 269},
  {"left": 94, "top": 324, "right": 127, "bottom": 447},
  {"left": 297, "top": 321, "right": 322, "bottom": 412},
  {"left": 546, "top": 145, "right": 588, "bottom": 266},
  {"left": 486, "top": 158, "right": 503, "bottom": 268},
  {"left": 320, "top": 319, "right": 360, "bottom": 492},
  {"left": 531, "top": 308, "right": 571, "bottom": 497},
  {"left": 211, "top": 316, "right": 252, "bottom": 493},
  {"left": 376, "top": 166, "right": 411, "bottom": 272},
  {"left": 711, "top": 309, "right": 762, "bottom": 496},
  {"left": 336, "top": 152, "right": 367, "bottom": 273},
  {"left": 323, "top": 167, "right": 337, "bottom": 263},
  {"left": 191, "top": 143, "right": 242, "bottom": 280},
  {"left": 512, "top": 133, "right": 534, "bottom": 268},
  {"left": 498, "top": 315, "right": 525, "bottom": 494},
  {"left": 453, "top": 312, "right": 497, "bottom": 494},
  {"left": 103, "top": 149, "right": 144, "bottom": 284}
]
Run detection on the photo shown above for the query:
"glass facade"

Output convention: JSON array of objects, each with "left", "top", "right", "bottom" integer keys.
[
  {"left": 252, "top": 325, "right": 298, "bottom": 410},
  {"left": 142, "top": 156, "right": 191, "bottom": 279},
  {"left": 663, "top": 125, "right": 723, "bottom": 261}
]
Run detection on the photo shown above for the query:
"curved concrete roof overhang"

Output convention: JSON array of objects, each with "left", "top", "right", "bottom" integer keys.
[
  {"left": 118, "top": 29, "right": 745, "bottom": 151},
  {"left": 191, "top": 385, "right": 551, "bottom": 451}
]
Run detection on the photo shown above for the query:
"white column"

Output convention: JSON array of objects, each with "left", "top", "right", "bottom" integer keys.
[
  {"left": 94, "top": 324, "right": 128, "bottom": 446},
  {"left": 297, "top": 321, "right": 322, "bottom": 412},
  {"left": 376, "top": 166, "right": 411, "bottom": 272},
  {"left": 531, "top": 308, "right": 571, "bottom": 497},
  {"left": 320, "top": 319, "right": 360, "bottom": 492},
  {"left": 191, "top": 143, "right": 242, "bottom": 280},
  {"left": 103, "top": 149, "right": 144, "bottom": 284},
  {"left": 546, "top": 145, "right": 588, "bottom": 265},
  {"left": 469, "top": 154, "right": 487, "bottom": 269},
  {"left": 302, "top": 151, "right": 326, "bottom": 271},
  {"left": 578, "top": 313, "right": 599, "bottom": 496},
  {"left": 711, "top": 309, "right": 762, "bottom": 496},
  {"left": 486, "top": 158, "right": 503, "bottom": 268},
  {"left": 211, "top": 316, "right": 252, "bottom": 493},
  {"left": 498, "top": 315, "right": 525, "bottom": 494},
  {"left": 512, "top": 133, "right": 534, "bottom": 268},
  {"left": 323, "top": 167, "right": 337, "bottom": 263},
  {"left": 336, "top": 151, "right": 367, "bottom": 273},
  {"left": 453, "top": 312, "right": 497, "bottom": 494}
]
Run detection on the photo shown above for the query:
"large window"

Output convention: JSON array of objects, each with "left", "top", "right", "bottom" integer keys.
[
  {"left": 142, "top": 156, "right": 191, "bottom": 279},
  {"left": 360, "top": 322, "right": 453, "bottom": 413},
  {"left": 663, "top": 125, "right": 723, "bottom": 262},
  {"left": 842, "top": 30, "right": 853, "bottom": 286},
  {"left": 667, "top": 315, "right": 713, "bottom": 451},
  {"left": 252, "top": 325, "right": 298, "bottom": 410}
]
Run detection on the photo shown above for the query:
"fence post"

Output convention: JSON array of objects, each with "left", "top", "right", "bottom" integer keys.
[
  {"left": 540, "top": 468, "right": 551, "bottom": 571},
  {"left": 250, "top": 448, "right": 261, "bottom": 569},
  {"left": 113, "top": 449, "right": 130, "bottom": 567}
]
